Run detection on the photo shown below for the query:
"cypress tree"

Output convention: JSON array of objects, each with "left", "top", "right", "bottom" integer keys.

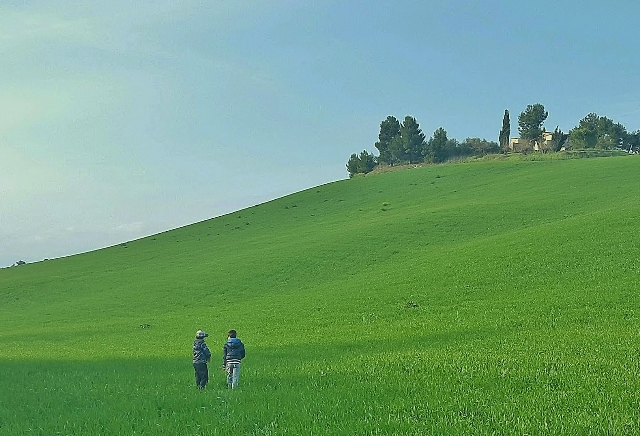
[{"left": 499, "top": 109, "right": 510, "bottom": 152}]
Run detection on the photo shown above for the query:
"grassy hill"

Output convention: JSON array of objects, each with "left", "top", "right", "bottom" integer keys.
[{"left": 1, "top": 155, "right": 640, "bottom": 434}]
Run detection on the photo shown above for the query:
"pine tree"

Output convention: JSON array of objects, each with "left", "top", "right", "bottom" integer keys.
[
  {"left": 374, "top": 116, "right": 401, "bottom": 165},
  {"left": 395, "top": 116, "right": 426, "bottom": 164},
  {"left": 425, "top": 127, "right": 449, "bottom": 163},
  {"left": 518, "top": 104, "right": 548, "bottom": 147}
]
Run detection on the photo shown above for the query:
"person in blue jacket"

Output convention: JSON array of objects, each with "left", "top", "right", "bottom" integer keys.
[
  {"left": 222, "top": 329, "right": 245, "bottom": 389},
  {"left": 193, "top": 330, "right": 212, "bottom": 389}
]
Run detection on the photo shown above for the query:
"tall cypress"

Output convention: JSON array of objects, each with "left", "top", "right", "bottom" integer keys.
[{"left": 499, "top": 109, "right": 510, "bottom": 152}]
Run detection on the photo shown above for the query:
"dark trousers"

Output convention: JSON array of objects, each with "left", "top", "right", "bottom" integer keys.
[{"left": 193, "top": 362, "right": 208, "bottom": 388}]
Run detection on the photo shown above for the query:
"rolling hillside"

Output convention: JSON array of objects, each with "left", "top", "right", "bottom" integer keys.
[{"left": 1, "top": 155, "right": 639, "bottom": 435}]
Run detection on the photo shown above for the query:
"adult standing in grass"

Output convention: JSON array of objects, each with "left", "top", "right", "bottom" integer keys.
[
  {"left": 193, "top": 330, "right": 212, "bottom": 389},
  {"left": 222, "top": 329, "right": 245, "bottom": 389}
]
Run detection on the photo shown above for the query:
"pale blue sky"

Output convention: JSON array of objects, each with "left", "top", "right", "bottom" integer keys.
[{"left": 2, "top": 0, "right": 639, "bottom": 266}]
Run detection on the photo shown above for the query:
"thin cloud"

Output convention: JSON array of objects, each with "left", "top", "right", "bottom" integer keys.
[
  {"left": 114, "top": 222, "right": 145, "bottom": 233},
  {"left": 0, "top": 11, "right": 99, "bottom": 50}
]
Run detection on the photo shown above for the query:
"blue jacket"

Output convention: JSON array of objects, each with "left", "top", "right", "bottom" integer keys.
[
  {"left": 193, "top": 339, "right": 211, "bottom": 364},
  {"left": 223, "top": 338, "right": 245, "bottom": 366}
]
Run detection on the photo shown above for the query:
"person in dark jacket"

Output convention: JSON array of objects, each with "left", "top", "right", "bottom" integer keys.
[
  {"left": 222, "top": 329, "right": 245, "bottom": 389},
  {"left": 193, "top": 330, "right": 212, "bottom": 389}
]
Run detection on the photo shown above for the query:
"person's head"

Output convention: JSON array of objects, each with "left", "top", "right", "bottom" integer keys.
[
  {"left": 196, "top": 330, "right": 208, "bottom": 339},
  {"left": 227, "top": 329, "right": 237, "bottom": 338}
]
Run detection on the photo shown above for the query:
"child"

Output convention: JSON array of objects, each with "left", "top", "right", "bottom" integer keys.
[
  {"left": 193, "top": 330, "right": 211, "bottom": 389},
  {"left": 222, "top": 329, "right": 245, "bottom": 389}
]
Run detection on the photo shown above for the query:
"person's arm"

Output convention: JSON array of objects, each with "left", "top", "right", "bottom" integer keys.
[{"left": 222, "top": 343, "right": 227, "bottom": 368}]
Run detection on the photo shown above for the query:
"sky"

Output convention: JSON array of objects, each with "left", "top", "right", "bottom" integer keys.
[{"left": 2, "top": 0, "right": 639, "bottom": 267}]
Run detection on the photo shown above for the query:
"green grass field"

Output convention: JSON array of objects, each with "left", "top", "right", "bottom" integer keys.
[{"left": 2, "top": 155, "right": 640, "bottom": 435}]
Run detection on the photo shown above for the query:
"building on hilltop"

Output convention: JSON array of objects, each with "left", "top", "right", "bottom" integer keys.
[{"left": 508, "top": 131, "right": 569, "bottom": 152}]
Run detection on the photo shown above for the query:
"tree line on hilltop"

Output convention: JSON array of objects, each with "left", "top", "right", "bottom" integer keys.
[{"left": 347, "top": 103, "right": 640, "bottom": 177}]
